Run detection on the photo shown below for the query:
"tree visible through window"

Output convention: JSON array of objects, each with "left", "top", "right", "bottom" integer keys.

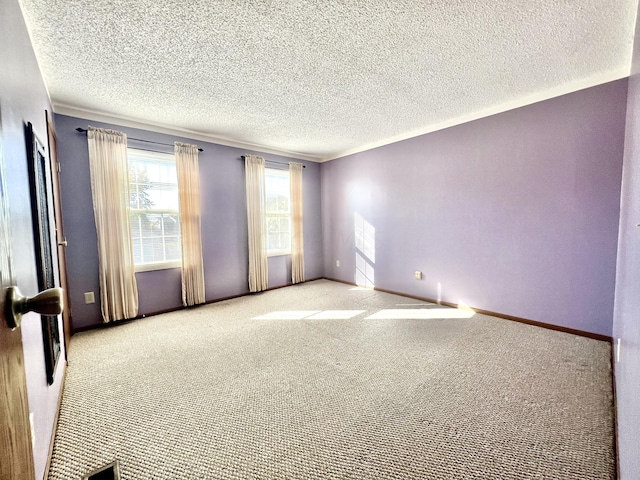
[
  {"left": 265, "top": 169, "right": 291, "bottom": 255},
  {"left": 128, "top": 149, "right": 181, "bottom": 270}
]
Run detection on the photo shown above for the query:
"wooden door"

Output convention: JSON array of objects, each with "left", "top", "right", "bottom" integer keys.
[
  {"left": 0, "top": 110, "right": 36, "bottom": 479},
  {"left": 46, "top": 111, "right": 71, "bottom": 357}
]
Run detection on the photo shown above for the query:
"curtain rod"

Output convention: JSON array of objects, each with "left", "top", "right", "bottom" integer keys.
[
  {"left": 75, "top": 128, "right": 204, "bottom": 152},
  {"left": 241, "top": 155, "right": 305, "bottom": 168}
]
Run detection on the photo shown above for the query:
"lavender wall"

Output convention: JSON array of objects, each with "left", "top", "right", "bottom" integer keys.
[
  {"left": 54, "top": 114, "right": 323, "bottom": 330},
  {"left": 322, "top": 80, "right": 627, "bottom": 337},
  {"left": 613, "top": 2, "right": 640, "bottom": 476},
  {"left": 1, "top": 1, "right": 67, "bottom": 477}
]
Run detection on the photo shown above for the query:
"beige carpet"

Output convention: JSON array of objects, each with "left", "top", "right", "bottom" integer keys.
[{"left": 47, "top": 279, "right": 615, "bottom": 479}]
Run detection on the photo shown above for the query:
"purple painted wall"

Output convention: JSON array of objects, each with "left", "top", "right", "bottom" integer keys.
[
  {"left": 613, "top": 2, "right": 640, "bottom": 477},
  {"left": 321, "top": 80, "right": 627, "bottom": 337},
  {"left": 1, "top": 1, "right": 67, "bottom": 478},
  {"left": 53, "top": 114, "right": 323, "bottom": 330}
]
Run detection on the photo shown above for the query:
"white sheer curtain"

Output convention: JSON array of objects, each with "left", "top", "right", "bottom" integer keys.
[
  {"left": 175, "top": 142, "right": 205, "bottom": 306},
  {"left": 289, "top": 162, "right": 305, "bottom": 284},
  {"left": 87, "top": 126, "right": 138, "bottom": 322},
  {"left": 245, "top": 155, "right": 268, "bottom": 292}
]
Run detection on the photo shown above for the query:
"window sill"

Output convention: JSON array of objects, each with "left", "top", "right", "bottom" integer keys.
[
  {"left": 135, "top": 261, "right": 181, "bottom": 273},
  {"left": 267, "top": 250, "right": 291, "bottom": 257}
]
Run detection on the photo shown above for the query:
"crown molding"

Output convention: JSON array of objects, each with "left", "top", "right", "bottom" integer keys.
[
  {"left": 319, "top": 69, "right": 631, "bottom": 162},
  {"left": 52, "top": 104, "right": 323, "bottom": 163},
  {"left": 53, "top": 68, "right": 630, "bottom": 165}
]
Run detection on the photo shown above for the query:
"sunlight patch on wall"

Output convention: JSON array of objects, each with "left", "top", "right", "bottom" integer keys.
[
  {"left": 355, "top": 212, "right": 375, "bottom": 287},
  {"left": 355, "top": 253, "right": 375, "bottom": 288},
  {"left": 355, "top": 212, "right": 375, "bottom": 262}
]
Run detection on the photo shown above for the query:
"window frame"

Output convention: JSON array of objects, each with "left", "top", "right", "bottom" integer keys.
[
  {"left": 127, "top": 148, "right": 182, "bottom": 272},
  {"left": 264, "top": 168, "right": 291, "bottom": 257}
]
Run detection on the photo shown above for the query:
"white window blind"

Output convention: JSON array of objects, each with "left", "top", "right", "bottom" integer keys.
[
  {"left": 128, "top": 149, "right": 181, "bottom": 270},
  {"left": 265, "top": 169, "right": 291, "bottom": 255}
]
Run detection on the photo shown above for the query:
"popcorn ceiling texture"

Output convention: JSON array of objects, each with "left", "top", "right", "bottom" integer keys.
[{"left": 19, "top": 0, "right": 638, "bottom": 160}]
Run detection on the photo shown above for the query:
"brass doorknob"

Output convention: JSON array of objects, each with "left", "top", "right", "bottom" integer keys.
[{"left": 4, "top": 286, "right": 64, "bottom": 330}]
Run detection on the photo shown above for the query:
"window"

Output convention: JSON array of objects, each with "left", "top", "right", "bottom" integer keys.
[
  {"left": 265, "top": 169, "right": 291, "bottom": 256},
  {"left": 128, "top": 149, "right": 181, "bottom": 271}
]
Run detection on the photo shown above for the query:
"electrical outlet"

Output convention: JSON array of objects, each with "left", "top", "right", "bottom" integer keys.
[
  {"left": 84, "top": 292, "right": 95, "bottom": 304},
  {"left": 336, "top": 260, "right": 340, "bottom": 267},
  {"left": 414, "top": 270, "right": 422, "bottom": 280}
]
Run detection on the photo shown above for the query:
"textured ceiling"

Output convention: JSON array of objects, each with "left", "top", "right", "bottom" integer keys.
[{"left": 19, "top": 0, "right": 639, "bottom": 161}]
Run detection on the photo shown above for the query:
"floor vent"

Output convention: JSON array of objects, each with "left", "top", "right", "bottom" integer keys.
[{"left": 82, "top": 461, "right": 120, "bottom": 480}]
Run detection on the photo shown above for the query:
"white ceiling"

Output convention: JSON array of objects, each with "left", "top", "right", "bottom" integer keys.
[{"left": 19, "top": 0, "right": 639, "bottom": 162}]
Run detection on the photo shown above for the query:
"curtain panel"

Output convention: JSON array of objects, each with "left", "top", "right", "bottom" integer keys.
[
  {"left": 244, "top": 155, "right": 268, "bottom": 292},
  {"left": 87, "top": 126, "right": 138, "bottom": 322},
  {"left": 175, "top": 142, "right": 206, "bottom": 306},
  {"left": 289, "top": 162, "right": 305, "bottom": 284}
]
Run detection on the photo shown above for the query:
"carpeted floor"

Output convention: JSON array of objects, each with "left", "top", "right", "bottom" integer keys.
[{"left": 47, "top": 279, "right": 615, "bottom": 479}]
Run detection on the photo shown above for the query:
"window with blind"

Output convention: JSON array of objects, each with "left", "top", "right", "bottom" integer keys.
[
  {"left": 128, "top": 149, "right": 181, "bottom": 271},
  {"left": 265, "top": 169, "right": 291, "bottom": 256}
]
